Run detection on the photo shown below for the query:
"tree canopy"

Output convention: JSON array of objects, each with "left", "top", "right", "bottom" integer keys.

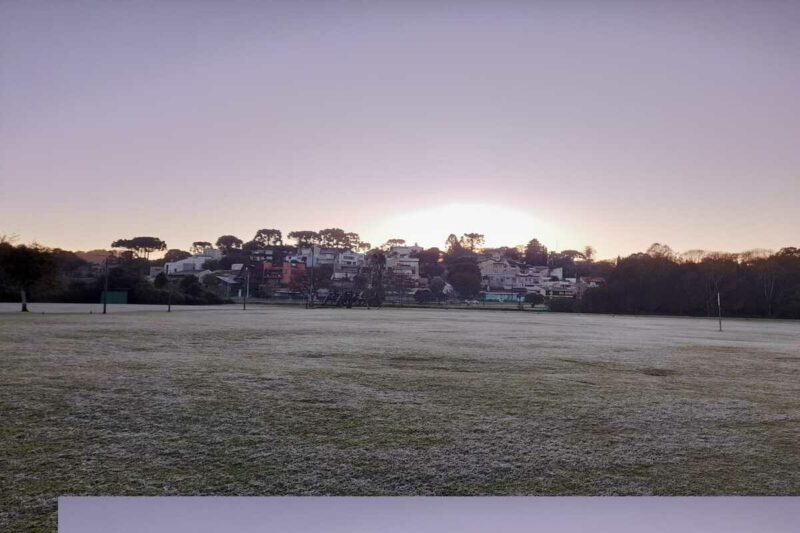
[
  {"left": 163, "top": 249, "right": 191, "bottom": 263},
  {"left": 524, "top": 239, "right": 548, "bottom": 265},
  {"left": 445, "top": 234, "right": 464, "bottom": 256},
  {"left": 287, "top": 231, "right": 319, "bottom": 247},
  {"left": 215, "top": 235, "right": 243, "bottom": 254},
  {"left": 111, "top": 236, "right": 167, "bottom": 258},
  {"left": 446, "top": 256, "right": 482, "bottom": 297},
  {"left": 459, "top": 233, "right": 485, "bottom": 252},
  {"left": 0, "top": 243, "right": 56, "bottom": 311},
  {"left": 253, "top": 228, "right": 283, "bottom": 247},
  {"left": 191, "top": 241, "right": 212, "bottom": 254},
  {"left": 382, "top": 238, "right": 406, "bottom": 250}
]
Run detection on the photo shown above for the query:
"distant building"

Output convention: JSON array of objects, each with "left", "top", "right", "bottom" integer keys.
[
  {"left": 161, "top": 247, "right": 221, "bottom": 277},
  {"left": 214, "top": 274, "right": 242, "bottom": 298},
  {"left": 386, "top": 245, "right": 420, "bottom": 280},
  {"left": 282, "top": 261, "right": 306, "bottom": 285},
  {"left": 477, "top": 258, "right": 580, "bottom": 298},
  {"left": 249, "top": 248, "right": 275, "bottom": 262},
  {"left": 484, "top": 292, "right": 522, "bottom": 303},
  {"left": 546, "top": 281, "right": 578, "bottom": 299},
  {"left": 332, "top": 251, "right": 365, "bottom": 281},
  {"left": 287, "top": 246, "right": 337, "bottom": 267},
  {"left": 478, "top": 259, "right": 551, "bottom": 292}
]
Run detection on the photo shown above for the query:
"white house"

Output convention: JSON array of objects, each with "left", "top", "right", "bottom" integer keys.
[
  {"left": 162, "top": 248, "right": 220, "bottom": 277},
  {"left": 287, "top": 246, "right": 337, "bottom": 267},
  {"left": 386, "top": 245, "right": 421, "bottom": 280},
  {"left": 332, "top": 251, "right": 365, "bottom": 280},
  {"left": 478, "top": 258, "right": 561, "bottom": 294}
]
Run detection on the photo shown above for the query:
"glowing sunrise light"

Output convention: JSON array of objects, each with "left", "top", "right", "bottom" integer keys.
[{"left": 369, "top": 203, "right": 568, "bottom": 250}]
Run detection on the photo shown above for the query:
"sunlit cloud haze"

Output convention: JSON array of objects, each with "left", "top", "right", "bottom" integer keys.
[{"left": 1, "top": 1, "right": 799, "bottom": 258}]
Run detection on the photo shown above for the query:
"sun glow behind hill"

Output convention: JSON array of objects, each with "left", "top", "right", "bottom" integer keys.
[{"left": 368, "top": 203, "right": 571, "bottom": 251}]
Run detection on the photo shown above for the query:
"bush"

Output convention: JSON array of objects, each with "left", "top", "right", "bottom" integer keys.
[
  {"left": 547, "top": 298, "right": 576, "bottom": 313},
  {"left": 524, "top": 293, "right": 545, "bottom": 307}
]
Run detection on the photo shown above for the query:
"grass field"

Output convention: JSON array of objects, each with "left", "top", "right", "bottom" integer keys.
[{"left": 2, "top": 304, "right": 799, "bottom": 530}]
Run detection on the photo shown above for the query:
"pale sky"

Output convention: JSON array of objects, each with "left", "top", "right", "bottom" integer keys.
[{"left": 1, "top": 1, "right": 798, "bottom": 258}]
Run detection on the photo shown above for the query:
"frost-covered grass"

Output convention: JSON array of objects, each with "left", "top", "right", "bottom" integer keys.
[{"left": 1, "top": 304, "right": 799, "bottom": 530}]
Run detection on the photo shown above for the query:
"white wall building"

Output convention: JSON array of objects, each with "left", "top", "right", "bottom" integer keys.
[
  {"left": 386, "top": 245, "right": 421, "bottom": 280},
  {"left": 287, "top": 246, "right": 337, "bottom": 267},
  {"left": 157, "top": 247, "right": 222, "bottom": 278},
  {"left": 332, "top": 251, "right": 366, "bottom": 280},
  {"left": 478, "top": 258, "right": 568, "bottom": 295}
]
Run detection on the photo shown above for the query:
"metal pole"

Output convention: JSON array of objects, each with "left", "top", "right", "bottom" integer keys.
[
  {"left": 166, "top": 264, "right": 171, "bottom": 312},
  {"left": 717, "top": 291, "right": 722, "bottom": 332},
  {"left": 243, "top": 267, "right": 249, "bottom": 310},
  {"left": 103, "top": 257, "right": 109, "bottom": 314},
  {"left": 309, "top": 246, "right": 315, "bottom": 308}
]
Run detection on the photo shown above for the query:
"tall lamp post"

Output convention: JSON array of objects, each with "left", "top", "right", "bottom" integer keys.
[
  {"left": 308, "top": 245, "right": 316, "bottom": 308},
  {"left": 102, "top": 256, "right": 110, "bottom": 314}
]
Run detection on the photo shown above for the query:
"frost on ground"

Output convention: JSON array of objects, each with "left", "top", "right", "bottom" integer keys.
[{"left": 1, "top": 304, "right": 799, "bottom": 530}]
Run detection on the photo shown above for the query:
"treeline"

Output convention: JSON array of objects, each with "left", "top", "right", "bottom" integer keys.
[
  {"left": 0, "top": 239, "right": 226, "bottom": 310},
  {"left": 3, "top": 230, "right": 800, "bottom": 319},
  {"left": 578, "top": 245, "right": 800, "bottom": 319}
]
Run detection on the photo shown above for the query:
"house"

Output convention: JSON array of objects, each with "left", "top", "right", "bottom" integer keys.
[
  {"left": 280, "top": 261, "right": 306, "bottom": 285},
  {"left": 478, "top": 259, "right": 552, "bottom": 293},
  {"left": 258, "top": 260, "right": 307, "bottom": 290},
  {"left": 287, "top": 246, "right": 337, "bottom": 267},
  {"left": 546, "top": 281, "right": 578, "bottom": 299},
  {"left": 161, "top": 247, "right": 221, "bottom": 277},
  {"left": 513, "top": 266, "right": 551, "bottom": 293},
  {"left": 478, "top": 258, "right": 518, "bottom": 291},
  {"left": 249, "top": 248, "right": 274, "bottom": 262},
  {"left": 386, "top": 245, "right": 420, "bottom": 280},
  {"left": 260, "top": 261, "right": 284, "bottom": 288},
  {"left": 215, "top": 274, "right": 242, "bottom": 298},
  {"left": 332, "top": 251, "right": 365, "bottom": 281}
]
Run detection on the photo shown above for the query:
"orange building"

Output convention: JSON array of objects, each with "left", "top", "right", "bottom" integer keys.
[
  {"left": 261, "top": 261, "right": 306, "bottom": 287},
  {"left": 281, "top": 261, "right": 306, "bottom": 285}
]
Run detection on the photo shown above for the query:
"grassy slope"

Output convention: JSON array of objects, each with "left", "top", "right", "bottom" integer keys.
[{"left": 1, "top": 305, "right": 799, "bottom": 531}]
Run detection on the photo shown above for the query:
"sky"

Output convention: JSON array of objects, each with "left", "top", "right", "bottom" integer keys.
[{"left": 1, "top": 1, "right": 799, "bottom": 259}]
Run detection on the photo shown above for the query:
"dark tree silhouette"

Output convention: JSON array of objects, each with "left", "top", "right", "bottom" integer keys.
[
  {"left": 524, "top": 239, "right": 548, "bottom": 265},
  {"left": 253, "top": 229, "right": 283, "bottom": 246},
  {"left": 287, "top": 231, "right": 319, "bottom": 247},
  {"left": 215, "top": 235, "right": 243, "bottom": 254},
  {"left": 111, "top": 237, "right": 166, "bottom": 259},
  {"left": 163, "top": 249, "right": 191, "bottom": 262},
  {"left": 0, "top": 243, "right": 56, "bottom": 311},
  {"left": 191, "top": 241, "right": 212, "bottom": 254}
]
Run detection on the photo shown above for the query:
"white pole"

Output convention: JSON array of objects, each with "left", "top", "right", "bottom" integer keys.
[{"left": 717, "top": 291, "right": 722, "bottom": 332}]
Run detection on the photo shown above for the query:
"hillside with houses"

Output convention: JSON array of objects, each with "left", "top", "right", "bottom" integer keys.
[
  {"left": 147, "top": 234, "right": 604, "bottom": 308},
  {"left": 2, "top": 230, "right": 799, "bottom": 317}
]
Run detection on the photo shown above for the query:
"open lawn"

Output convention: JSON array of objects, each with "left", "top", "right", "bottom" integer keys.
[{"left": 1, "top": 304, "right": 799, "bottom": 530}]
